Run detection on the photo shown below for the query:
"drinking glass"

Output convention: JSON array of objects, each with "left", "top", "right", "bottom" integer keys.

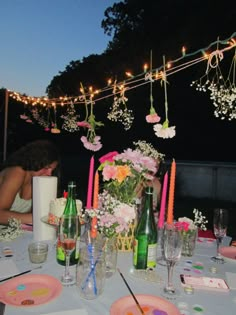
[
  {"left": 162, "top": 223, "right": 183, "bottom": 299},
  {"left": 211, "top": 208, "right": 228, "bottom": 263},
  {"left": 58, "top": 215, "right": 79, "bottom": 285}
]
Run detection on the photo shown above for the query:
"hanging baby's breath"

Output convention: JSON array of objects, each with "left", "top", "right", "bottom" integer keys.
[
  {"left": 107, "top": 82, "right": 134, "bottom": 130},
  {"left": 61, "top": 102, "right": 80, "bottom": 132}
]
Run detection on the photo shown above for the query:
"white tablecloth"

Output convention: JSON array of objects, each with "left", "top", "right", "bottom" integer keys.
[{"left": 1, "top": 231, "right": 236, "bottom": 315}]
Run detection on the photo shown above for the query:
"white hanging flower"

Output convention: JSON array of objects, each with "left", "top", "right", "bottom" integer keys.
[{"left": 153, "top": 120, "right": 176, "bottom": 139}]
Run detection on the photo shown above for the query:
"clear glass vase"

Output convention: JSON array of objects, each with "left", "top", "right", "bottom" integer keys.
[
  {"left": 104, "top": 236, "right": 118, "bottom": 278},
  {"left": 181, "top": 228, "right": 198, "bottom": 257}
]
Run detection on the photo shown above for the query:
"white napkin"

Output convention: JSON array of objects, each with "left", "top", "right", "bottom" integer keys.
[
  {"left": 0, "top": 259, "right": 19, "bottom": 279},
  {"left": 40, "top": 310, "right": 88, "bottom": 315},
  {"left": 33, "top": 176, "right": 58, "bottom": 241}
]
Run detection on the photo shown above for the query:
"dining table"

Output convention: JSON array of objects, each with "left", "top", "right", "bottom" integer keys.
[{"left": 0, "top": 227, "right": 236, "bottom": 315}]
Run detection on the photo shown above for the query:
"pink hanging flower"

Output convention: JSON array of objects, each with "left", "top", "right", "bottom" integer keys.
[
  {"left": 44, "top": 127, "right": 50, "bottom": 132},
  {"left": 77, "top": 121, "right": 91, "bottom": 128},
  {"left": 20, "top": 114, "right": 28, "bottom": 120},
  {"left": 146, "top": 106, "right": 161, "bottom": 123},
  {"left": 146, "top": 113, "right": 161, "bottom": 123},
  {"left": 81, "top": 136, "right": 102, "bottom": 151}
]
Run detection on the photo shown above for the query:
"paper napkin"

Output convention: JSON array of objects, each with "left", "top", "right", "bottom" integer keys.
[
  {"left": 40, "top": 310, "right": 88, "bottom": 315},
  {"left": 225, "top": 272, "right": 236, "bottom": 290},
  {"left": 0, "top": 259, "right": 19, "bottom": 279}
]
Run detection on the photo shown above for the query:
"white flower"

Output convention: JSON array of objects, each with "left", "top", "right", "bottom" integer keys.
[{"left": 153, "top": 123, "right": 176, "bottom": 138}]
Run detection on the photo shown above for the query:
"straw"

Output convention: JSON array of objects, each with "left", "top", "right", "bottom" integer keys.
[{"left": 117, "top": 268, "right": 145, "bottom": 315}]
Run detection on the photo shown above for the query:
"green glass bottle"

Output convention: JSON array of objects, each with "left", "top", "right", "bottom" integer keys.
[
  {"left": 56, "top": 181, "right": 81, "bottom": 266},
  {"left": 133, "top": 186, "right": 157, "bottom": 269}
]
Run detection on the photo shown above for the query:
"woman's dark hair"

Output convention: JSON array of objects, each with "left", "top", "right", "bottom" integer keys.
[{"left": 3, "top": 140, "right": 60, "bottom": 171}]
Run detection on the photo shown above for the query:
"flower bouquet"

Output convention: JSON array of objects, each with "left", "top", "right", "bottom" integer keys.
[
  {"left": 176, "top": 209, "right": 208, "bottom": 256},
  {"left": 94, "top": 147, "right": 159, "bottom": 251}
]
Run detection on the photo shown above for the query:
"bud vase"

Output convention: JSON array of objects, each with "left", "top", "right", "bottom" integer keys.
[
  {"left": 104, "top": 236, "right": 118, "bottom": 278},
  {"left": 181, "top": 228, "right": 198, "bottom": 257}
]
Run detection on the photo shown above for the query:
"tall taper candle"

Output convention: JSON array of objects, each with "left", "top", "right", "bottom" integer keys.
[
  {"left": 86, "top": 155, "right": 94, "bottom": 209},
  {"left": 91, "top": 171, "right": 99, "bottom": 238},
  {"left": 158, "top": 171, "right": 168, "bottom": 228},
  {"left": 167, "top": 159, "right": 176, "bottom": 224},
  {"left": 93, "top": 171, "right": 99, "bottom": 209}
]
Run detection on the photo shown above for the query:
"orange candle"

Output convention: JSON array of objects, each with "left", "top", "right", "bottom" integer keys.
[
  {"left": 167, "top": 159, "right": 176, "bottom": 224},
  {"left": 93, "top": 171, "right": 99, "bottom": 209}
]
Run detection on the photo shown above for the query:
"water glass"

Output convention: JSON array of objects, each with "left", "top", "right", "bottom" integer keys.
[
  {"left": 28, "top": 241, "right": 48, "bottom": 264},
  {"left": 76, "top": 245, "right": 106, "bottom": 300}
]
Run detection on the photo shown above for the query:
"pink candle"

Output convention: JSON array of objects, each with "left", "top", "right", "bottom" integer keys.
[
  {"left": 86, "top": 155, "right": 94, "bottom": 209},
  {"left": 158, "top": 171, "right": 168, "bottom": 228}
]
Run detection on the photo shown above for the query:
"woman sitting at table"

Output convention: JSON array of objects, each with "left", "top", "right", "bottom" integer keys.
[{"left": 0, "top": 139, "right": 60, "bottom": 225}]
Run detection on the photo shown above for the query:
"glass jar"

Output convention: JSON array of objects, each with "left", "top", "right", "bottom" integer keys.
[
  {"left": 76, "top": 245, "right": 106, "bottom": 300},
  {"left": 104, "top": 236, "right": 118, "bottom": 278},
  {"left": 181, "top": 228, "right": 198, "bottom": 257}
]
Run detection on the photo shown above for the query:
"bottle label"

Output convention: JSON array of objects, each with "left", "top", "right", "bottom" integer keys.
[
  {"left": 56, "top": 240, "right": 65, "bottom": 261},
  {"left": 147, "top": 243, "right": 157, "bottom": 268},
  {"left": 133, "top": 238, "right": 157, "bottom": 268},
  {"left": 133, "top": 239, "right": 138, "bottom": 266}
]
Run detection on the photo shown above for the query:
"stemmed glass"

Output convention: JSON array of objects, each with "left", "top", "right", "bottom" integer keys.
[
  {"left": 162, "top": 223, "right": 183, "bottom": 299},
  {"left": 211, "top": 208, "right": 228, "bottom": 263},
  {"left": 58, "top": 215, "right": 78, "bottom": 285}
]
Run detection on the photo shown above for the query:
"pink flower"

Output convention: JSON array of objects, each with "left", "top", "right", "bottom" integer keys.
[
  {"left": 77, "top": 121, "right": 91, "bottom": 128},
  {"left": 99, "top": 151, "right": 119, "bottom": 164},
  {"left": 81, "top": 136, "right": 102, "bottom": 151},
  {"left": 114, "top": 204, "right": 136, "bottom": 223},
  {"left": 44, "top": 127, "right": 50, "bottom": 132},
  {"left": 146, "top": 113, "right": 161, "bottom": 123},
  {"left": 102, "top": 165, "right": 117, "bottom": 181},
  {"left": 20, "top": 114, "right": 28, "bottom": 120}
]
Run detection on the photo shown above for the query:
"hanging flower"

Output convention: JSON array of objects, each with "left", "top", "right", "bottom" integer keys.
[
  {"left": 153, "top": 119, "right": 176, "bottom": 139},
  {"left": 51, "top": 126, "right": 61, "bottom": 134},
  {"left": 146, "top": 112, "right": 161, "bottom": 123},
  {"left": 77, "top": 121, "right": 91, "bottom": 128},
  {"left": 20, "top": 114, "right": 28, "bottom": 120},
  {"left": 81, "top": 135, "right": 102, "bottom": 151}
]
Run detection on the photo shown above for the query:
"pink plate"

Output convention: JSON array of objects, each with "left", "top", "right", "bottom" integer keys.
[
  {"left": 110, "top": 294, "right": 181, "bottom": 315},
  {"left": 219, "top": 246, "right": 236, "bottom": 263},
  {"left": 0, "top": 274, "right": 62, "bottom": 307}
]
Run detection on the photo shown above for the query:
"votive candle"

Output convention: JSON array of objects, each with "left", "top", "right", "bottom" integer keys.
[
  {"left": 86, "top": 155, "right": 94, "bottom": 209},
  {"left": 167, "top": 159, "right": 176, "bottom": 224},
  {"left": 158, "top": 171, "right": 168, "bottom": 228}
]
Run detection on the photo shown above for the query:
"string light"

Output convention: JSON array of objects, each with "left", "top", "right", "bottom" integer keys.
[{"left": 7, "top": 31, "right": 236, "bottom": 110}]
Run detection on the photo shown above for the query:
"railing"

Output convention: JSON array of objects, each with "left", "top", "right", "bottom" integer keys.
[{"left": 174, "top": 160, "right": 236, "bottom": 202}]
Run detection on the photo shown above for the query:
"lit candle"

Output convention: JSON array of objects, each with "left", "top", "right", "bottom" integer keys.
[
  {"left": 158, "top": 171, "right": 168, "bottom": 228},
  {"left": 86, "top": 155, "right": 94, "bottom": 209},
  {"left": 167, "top": 159, "right": 176, "bottom": 224}
]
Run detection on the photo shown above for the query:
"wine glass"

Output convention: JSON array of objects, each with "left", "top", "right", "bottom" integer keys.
[
  {"left": 58, "top": 215, "right": 78, "bottom": 285},
  {"left": 211, "top": 208, "right": 228, "bottom": 263},
  {"left": 162, "top": 223, "right": 183, "bottom": 299}
]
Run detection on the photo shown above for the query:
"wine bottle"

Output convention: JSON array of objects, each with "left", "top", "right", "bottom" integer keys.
[
  {"left": 56, "top": 181, "right": 81, "bottom": 266},
  {"left": 133, "top": 186, "right": 157, "bottom": 269}
]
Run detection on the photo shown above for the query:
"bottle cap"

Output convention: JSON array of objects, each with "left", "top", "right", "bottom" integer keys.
[{"left": 145, "top": 186, "right": 153, "bottom": 194}]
